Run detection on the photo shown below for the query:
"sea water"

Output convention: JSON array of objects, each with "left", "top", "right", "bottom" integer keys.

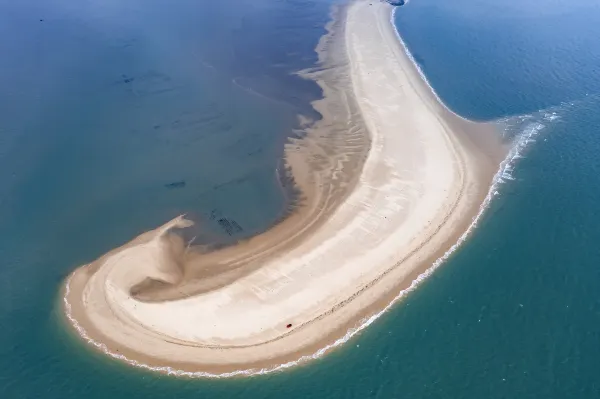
[{"left": 1, "top": 0, "right": 600, "bottom": 397}]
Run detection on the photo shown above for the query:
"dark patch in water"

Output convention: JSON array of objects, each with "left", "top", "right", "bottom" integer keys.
[
  {"left": 209, "top": 209, "right": 244, "bottom": 236},
  {"left": 216, "top": 218, "right": 243, "bottom": 236},
  {"left": 212, "top": 175, "right": 249, "bottom": 190},
  {"left": 121, "top": 74, "right": 135, "bottom": 84},
  {"left": 164, "top": 181, "right": 186, "bottom": 189},
  {"left": 246, "top": 147, "right": 264, "bottom": 157}
]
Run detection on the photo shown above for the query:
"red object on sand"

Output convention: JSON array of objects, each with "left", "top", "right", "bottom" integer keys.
[{"left": 286, "top": 323, "right": 292, "bottom": 328}]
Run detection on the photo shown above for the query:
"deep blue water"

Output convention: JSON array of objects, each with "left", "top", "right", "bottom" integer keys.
[{"left": 1, "top": 0, "right": 600, "bottom": 397}]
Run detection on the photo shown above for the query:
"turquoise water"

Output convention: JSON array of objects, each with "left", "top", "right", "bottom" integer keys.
[{"left": 2, "top": 0, "right": 600, "bottom": 397}]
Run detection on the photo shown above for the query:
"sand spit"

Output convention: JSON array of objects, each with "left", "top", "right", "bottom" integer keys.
[{"left": 63, "top": 0, "right": 505, "bottom": 376}]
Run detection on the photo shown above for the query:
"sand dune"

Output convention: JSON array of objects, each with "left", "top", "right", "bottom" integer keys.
[{"left": 63, "top": 0, "right": 503, "bottom": 375}]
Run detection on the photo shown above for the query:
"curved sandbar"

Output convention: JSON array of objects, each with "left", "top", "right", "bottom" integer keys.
[{"left": 64, "top": 0, "right": 504, "bottom": 375}]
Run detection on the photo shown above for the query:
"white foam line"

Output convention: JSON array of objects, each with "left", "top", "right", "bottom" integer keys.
[
  {"left": 389, "top": 6, "right": 473, "bottom": 123},
  {"left": 61, "top": 6, "right": 548, "bottom": 379}
]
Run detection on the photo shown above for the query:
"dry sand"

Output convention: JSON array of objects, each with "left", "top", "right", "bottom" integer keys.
[{"left": 63, "top": 0, "right": 505, "bottom": 376}]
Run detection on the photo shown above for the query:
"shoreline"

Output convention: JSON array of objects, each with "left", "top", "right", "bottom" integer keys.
[{"left": 62, "top": 0, "right": 506, "bottom": 377}]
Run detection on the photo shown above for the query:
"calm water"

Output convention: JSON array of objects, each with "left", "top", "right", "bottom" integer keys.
[{"left": 1, "top": 0, "right": 600, "bottom": 397}]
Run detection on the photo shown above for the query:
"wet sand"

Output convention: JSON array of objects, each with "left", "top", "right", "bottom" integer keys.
[{"left": 63, "top": 0, "right": 505, "bottom": 376}]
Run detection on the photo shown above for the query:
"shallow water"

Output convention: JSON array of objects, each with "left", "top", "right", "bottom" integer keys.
[{"left": 2, "top": 0, "right": 600, "bottom": 397}]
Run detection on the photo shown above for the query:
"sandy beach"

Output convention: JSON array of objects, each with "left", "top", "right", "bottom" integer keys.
[{"left": 63, "top": 0, "right": 504, "bottom": 376}]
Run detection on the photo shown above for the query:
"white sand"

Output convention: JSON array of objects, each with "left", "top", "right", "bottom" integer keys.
[{"left": 64, "top": 0, "right": 501, "bottom": 373}]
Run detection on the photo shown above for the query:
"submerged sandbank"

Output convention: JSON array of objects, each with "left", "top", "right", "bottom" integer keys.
[{"left": 63, "top": 0, "right": 505, "bottom": 376}]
